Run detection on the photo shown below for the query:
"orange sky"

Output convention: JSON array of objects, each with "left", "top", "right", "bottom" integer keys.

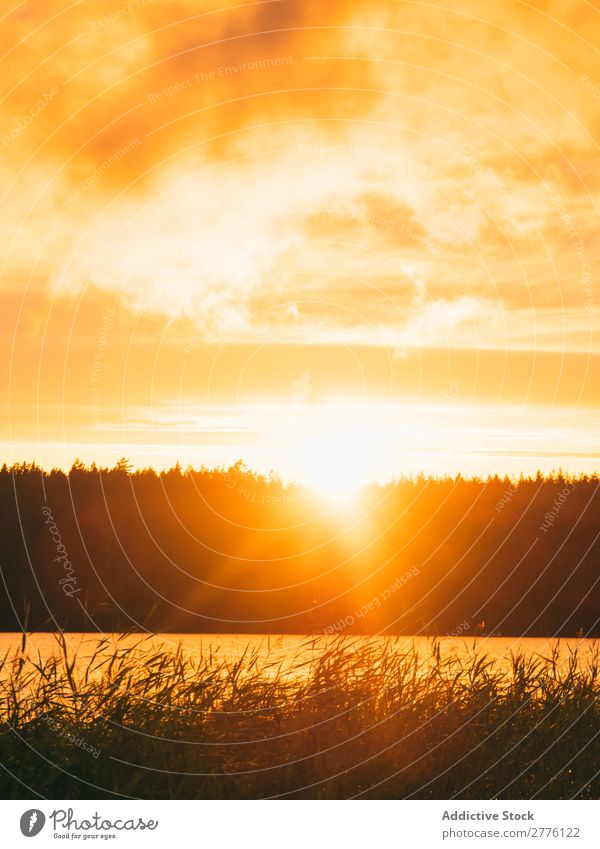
[{"left": 1, "top": 0, "right": 598, "bottom": 481}]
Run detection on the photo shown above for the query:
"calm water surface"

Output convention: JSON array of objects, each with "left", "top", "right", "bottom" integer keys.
[{"left": 0, "top": 632, "right": 598, "bottom": 675}]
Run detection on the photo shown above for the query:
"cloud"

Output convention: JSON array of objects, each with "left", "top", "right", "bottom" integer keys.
[{"left": 0, "top": 0, "right": 597, "bottom": 355}]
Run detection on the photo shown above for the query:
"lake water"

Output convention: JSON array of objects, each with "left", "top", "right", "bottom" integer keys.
[{"left": 0, "top": 632, "right": 598, "bottom": 677}]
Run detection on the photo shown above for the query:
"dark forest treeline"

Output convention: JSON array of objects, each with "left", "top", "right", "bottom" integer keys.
[{"left": 0, "top": 461, "right": 598, "bottom": 635}]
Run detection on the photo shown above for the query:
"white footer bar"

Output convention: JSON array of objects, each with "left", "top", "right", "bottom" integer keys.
[{"left": 0, "top": 799, "right": 597, "bottom": 847}]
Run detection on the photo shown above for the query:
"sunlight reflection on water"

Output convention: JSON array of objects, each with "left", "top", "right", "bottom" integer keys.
[{"left": 1, "top": 632, "right": 598, "bottom": 679}]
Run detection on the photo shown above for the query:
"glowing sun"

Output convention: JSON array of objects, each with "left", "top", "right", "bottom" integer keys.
[{"left": 293, "top": 420, "right": 378, "bottom": 499}]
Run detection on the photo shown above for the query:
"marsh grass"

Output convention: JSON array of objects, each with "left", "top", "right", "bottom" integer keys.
[{"left": 1, "top": 634, "right": 599, "bottom": 799}]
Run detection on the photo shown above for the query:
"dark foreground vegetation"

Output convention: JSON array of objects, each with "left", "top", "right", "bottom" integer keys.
[
  {"left": 1, "top": 635, "right": 599, "bottom": 799},
  {"left": 0, "top": 462, "right": 599, "bottom": 635}
]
